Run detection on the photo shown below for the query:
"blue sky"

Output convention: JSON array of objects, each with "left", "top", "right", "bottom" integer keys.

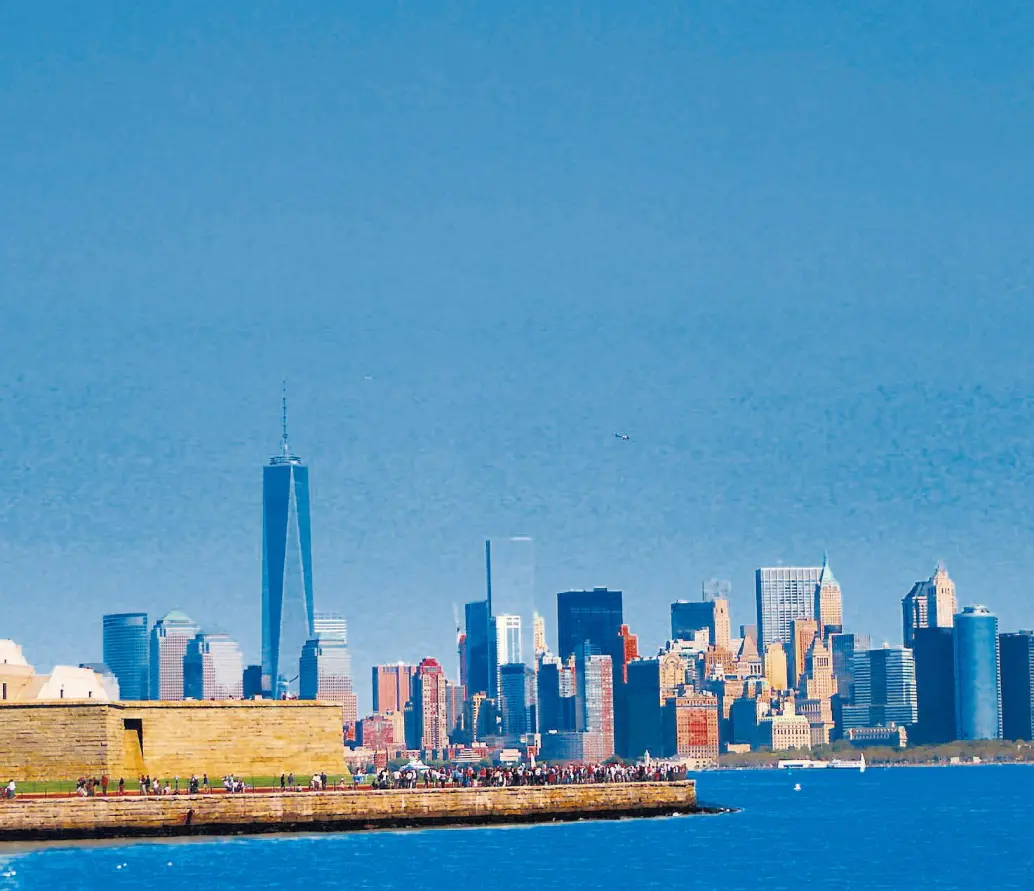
[{"left": 2, "top": 3, "right": 1033, "bottom": 712}]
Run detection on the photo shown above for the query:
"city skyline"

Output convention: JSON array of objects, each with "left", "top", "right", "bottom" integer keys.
[{"left": 5, "top": 5, "right": 1034, "bottom": 714}]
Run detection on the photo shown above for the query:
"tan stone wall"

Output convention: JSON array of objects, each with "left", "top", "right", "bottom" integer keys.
[
  {"left": 0, "top": 701, "right": 344, "bottom": 782},
  {"left": 0, "top": 782, "right": 698, "bottom": 840}
]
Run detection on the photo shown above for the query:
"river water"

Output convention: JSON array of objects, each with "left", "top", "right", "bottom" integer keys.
[{"left": 1, "top": 765, "right": 1030, "bottom": 890}]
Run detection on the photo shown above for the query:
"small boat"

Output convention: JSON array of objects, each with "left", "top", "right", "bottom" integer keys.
[{"left": 793, "top": 783, "right": 802, "bottom": 792}]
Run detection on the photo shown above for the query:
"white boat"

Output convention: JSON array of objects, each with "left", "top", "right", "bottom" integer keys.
[
  {"left": 830, "top": 753, "right": 866, "bottom": 771},
  {"left": 778, "top": 759, "right": 829, "bottom": 769}
]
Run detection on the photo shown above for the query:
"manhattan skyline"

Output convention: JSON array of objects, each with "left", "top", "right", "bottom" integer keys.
[{"left": 3, "top": 5, "right": 1034, "bottom": 713}]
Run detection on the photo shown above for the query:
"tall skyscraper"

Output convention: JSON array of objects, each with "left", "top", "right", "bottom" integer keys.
[
  {"left": 764, "top": 642, "right": 788, "bottom": 691},
  {"left": 149, "top": 611, "right": 199, "bottom": 701},
  {"left": 663, "top": 692, "right": 720, "bottom": 764},
  {"left": 755, "top": 565, "right": 822, "bottom": 652},
  {"left": 842, "top": 646, "right": 918, "bottom": 730},
  {"left": 372, "top": 663, "right": 417, "bottom": 714},
  {"left": 625, "top": 658, "right": 663, "bottom": 758},
  {"left": 574, "top": 643, "right": 614, "bottom": 759},
  {"left": 242, "top": 664, "right": 262, "bottom": 699},
  {"left": 802, "top": 636, "right": 837, "bottom": 702},
  {"left": 493, "top": 615, "right": 522, "bottom": 666},
  {"left": 537, "top": 654, "right": 564, "bottom": 733},
  {"left": 102, "top": 612, "right": 149, "bottom": 701},
  {"left": 412, "top": 657, "right": 448, "bottom": 752},
  {"left": 954, "top": 605, "right": 1001, "bottom": 740},
  {"left": 261, "top": 392, "right": 315, "bottom": 698},
  {"left": 486, "top": 537, "right": 536, "bottom": 668},
  {"left": 619, "top": 624, "right": 639, "bottom": 683},
  {"left": 912, "top": 627, "right": 956, "bottom": 744},
  {"left": 183, "top": 633, "right": 244, "bottom": 700},
  {"left": 1000, "top": 631, "right": 1034, "bottom": 741},
  {"left": 463, "top": 600, "right": 491, "bottom": 696},
  {"left": 313, "top": 613, "right": 348, "bottom": 641},
  {"left": 829, "top": 633, "right": 870, "bottom": 703},
  {"left": 557, "top": 588, "right": 624, "bottom": 665},
  {"left": 813, "top": 554, "right": 843, "bottom": 637},
  {"left": 788, "top": 617, "right": 818, "bottom": 689},
  {"left": 300, "top": 637, "right": 357, "bottom": 723},
  {"left": 902, "top": 564, "right": 957, "bottom": 647},
  {"left": 498, "top": 662, "right": 533, "bottom": 738},
  {"left": 533, "top": 612, "right": 547, "bottom": 657}
]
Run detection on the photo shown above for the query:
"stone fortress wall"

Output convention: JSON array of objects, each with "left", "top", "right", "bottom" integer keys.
[{"left": 0, "top": 700, "right": 345, "bottom": 782}]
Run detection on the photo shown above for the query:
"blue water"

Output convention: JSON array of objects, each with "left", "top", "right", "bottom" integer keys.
[{"left": 2, "top": 766, "right": 1031, "bottom": 890}]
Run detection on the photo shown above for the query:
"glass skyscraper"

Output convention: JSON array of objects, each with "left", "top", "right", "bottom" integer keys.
[
  {"left": 261, "top": 406, "right": 315, "bottom": 698},
  {"left": 102, "top": 612, "right": 149, "bottom": 700},
  {"left": 912, "top": 627, "right": 956, "bottom": 744},
  {"left": 999, "top": 631, "right": 1034, "bottom": 741},
  {"left": 841, "top": 645, "right": 918, "bottom": 730},
  {"left": 755, "top": 566, "right": 822, "bottom": 652},
  {"left": 954, "top": 605, "right": 1002, "bottom": 740},
  {"left": 463, "top": 600, "right": 491, "bottom": 697},
  {"left": 557, "top": 587, "right": 624, "bottom": 664},
  {"left": 183, "top": 632, "right": 244, "bottom": 700}
]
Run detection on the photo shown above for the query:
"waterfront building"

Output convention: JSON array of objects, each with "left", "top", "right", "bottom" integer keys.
[
  {"left": 954, "top": 605, "right": 1002, "bottom": 740},
  {"left": 102, "top": 613, "right": 149, "bottom": 700},
  {"left": 999, "top": 631, "right": 1034, "bottom": 741},
  {"left": 464, "top": 600, "right": 491, "bottom": 696},
  {"left": 758, "top": 700, "right": 811, "bottom": 751},
  {"left": 844, "top": 724, "right": 908, "bottom": 748},
  {"left": 764, "top": 642, "right": 788, "bottom": 691},
  {"left": 412, "top": 657, "right": 448, "bottom": 753},
  {"left": 183, "top": 633, "right": 244, "bottom": 700},
  {"left": 149, "top": 611, "right": 199, "bottom": 701},
  {"left": 574, "top": 644, "right": 615, "bottom": 759},
  {"left": 813, "top": 554, "right": 843, "bottom": 638},
  {"left": 242, "top": 664, "right": 262, "bottom": 699},
  {"left": 902, "top": 564, "right": 957, "bottom": 648},
  {"left": 788, "top": 618, "right": 818, "bottom": 690},
  {"left": 372, "top": 663, "right": 416, "bottom": 714},
  {"left": 261, "top": 395, "right": 316, "bottom": 698},
  {"left": 841, "top": 646, "right": 918, "bottom": 730},
  {"left": 755, "top": 565, "right": 822, "bottom": 651},
  {"left": 300, "top": 637, "right": 357, "bottom": 723},
  {"left": 625, "top": 658, "right": 663, "bottom": 759},
  {"left": 663, "top": 692, "right": 719, "bottom": 764},
  {"left": 912, "top": 627, "right": 956, "bottom": 744}
]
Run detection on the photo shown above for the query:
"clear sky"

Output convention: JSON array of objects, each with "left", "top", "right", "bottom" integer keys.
[{"left": 2, "top": 3, "right": 1033, "bottom": 713}]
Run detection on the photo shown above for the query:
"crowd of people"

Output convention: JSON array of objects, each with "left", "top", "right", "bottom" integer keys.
[{"left": 372, "top": 762, "right": 688, "bottom": 790}]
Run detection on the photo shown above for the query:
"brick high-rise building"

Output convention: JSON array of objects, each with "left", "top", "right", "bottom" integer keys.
[
  {"left": 788, "top": 617, "right": 819, "bottom": 690},
  {"left": 357, "top": 713, "right": 395, "bottom": 749},
  {"left": 412, "top": 657, "right": 448, "bottom": 753},
  {"left": 372, "top": 663, "right": 417, "bottom": 714},
  {"left": 663, "top": 692, "right": 719, "bottom": 765},
  {"left": 575, "top": 644, "right": 614, "bottom": 759},
  {"left": 618, "top": 624, "right": 639, "bottom": 683}
]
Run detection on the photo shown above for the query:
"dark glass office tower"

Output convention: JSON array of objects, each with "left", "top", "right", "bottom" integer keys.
[
  {"left": 261, "top": 396, "right": 315, "bottom": 698},
  {"left": 912, "top": 627, "right": 956, "bottom": 744},
  {"left": 557, "top": 588, "right": 623, "bottom": 663},
  {"left": 625, "top": 659, "right": 663, "bottom": 758},
  {"left": 999, "top": 631, "right": 1034, "bottom": 741},
  {"left": 464, "top": 600, "right": 491, "bottom": 697},
  {"left": 671, "top": 600, "right": 715, "bottom": 642},
  {"left": 102, "top": 612, "right": 149, "bottom": 700}
]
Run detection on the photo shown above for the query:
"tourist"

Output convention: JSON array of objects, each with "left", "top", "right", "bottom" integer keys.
[
  {"left": 202, "top": 774, "right": 209, "bottom": 793},
  {"left": 101, "top": 775, "right": 109, "bottom": 796},
  {"left": 320, "top": 771, "right": 327, "bottom": 791},
  {"left": 6, "top": 780, "right": 15, "bottom": 800},
  {"left": 118, "top": 777, "right": 125, "bottom": 796},
  {"left": 280, "top": 773, "right": 286, "bottom": 792}
]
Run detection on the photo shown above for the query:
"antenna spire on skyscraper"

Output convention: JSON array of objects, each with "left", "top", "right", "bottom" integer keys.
[{"left": 281, "top": 379, "right": 290, "bottom": 457}]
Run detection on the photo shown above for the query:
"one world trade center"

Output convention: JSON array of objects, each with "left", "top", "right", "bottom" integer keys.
[{"left": 261, "top": 391, "right": 315, "bottom": 698}]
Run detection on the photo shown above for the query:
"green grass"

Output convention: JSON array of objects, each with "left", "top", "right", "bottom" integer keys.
[{"left": 11, "top": 770, "right": 364, "bottom": 796}]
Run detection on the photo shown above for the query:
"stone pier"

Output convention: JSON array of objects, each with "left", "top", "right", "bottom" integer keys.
[{"left": 0, "top": 782, "right": 699, "bottom": 842}]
